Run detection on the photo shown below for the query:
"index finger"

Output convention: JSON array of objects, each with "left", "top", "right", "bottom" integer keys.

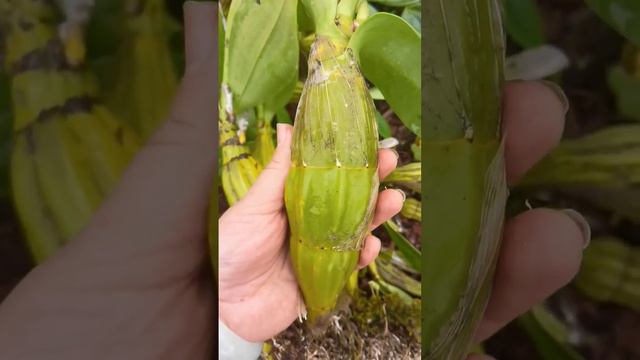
[
  {"left": 503, "top": 81, "right": 569, "bottom": 185},
  {"left": 378, "top": 148, "right": 399, "bottom": 180}
]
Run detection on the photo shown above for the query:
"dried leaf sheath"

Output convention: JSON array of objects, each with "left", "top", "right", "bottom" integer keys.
[
  {"left": 285, "top": 38, "right": 379, "bottom": 324},
  {"left": 219, "top": 86, "right": 262, "bottom": 206}
]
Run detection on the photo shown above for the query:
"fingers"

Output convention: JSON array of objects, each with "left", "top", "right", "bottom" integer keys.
[
  {"left": 503, "top": 81, "right": 568, "bottom": 185},
  {"left": 370, "top": 189, "right": 405, "bottom": 230},
  {"left": 165, "top": 1, "right": 218, "bottom": 136},
  {"left": 378, "top": 149, "right": 399, "bottom": 180},
  {"left": 370, "top": 150, "right": 402, "bottom": 231},
  {"left": 358, "top": 235, "right": 382, "bottom": 269},
  {"left": 474, "top": 208, "right": 588, "bottom": 342},
  {"left": 242, "top": 124, "right": 293, "bottom": 207},
  {"left": 184, "top": 1, "right": 218, "bottom": 73}
]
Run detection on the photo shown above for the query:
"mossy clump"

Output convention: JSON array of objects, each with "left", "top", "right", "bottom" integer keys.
[{"left": 262, "top": 288, "right": 421, "bottom": 360}]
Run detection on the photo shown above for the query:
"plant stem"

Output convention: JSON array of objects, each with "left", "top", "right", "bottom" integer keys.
[{"left": 300, "top": 0, "right": 347, "bottom": 46}]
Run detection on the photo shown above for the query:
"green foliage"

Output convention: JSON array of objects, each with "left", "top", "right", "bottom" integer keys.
[
  {"left": 375, "top": 111, "right": 392, "bottom": 139},
  {"left": 369, "top": 87, "right": 384, "bottom": 100},
  {"left": 521, "top": 124, "right": 640, "bottom": 188},
  {"left": 401, "top": 4, "right": 420, "bottom": 32},
  {"left": 296, "top": 0, "right": 315, "bottom": 32},
  {"left": 275, "top": 107, "right": 293, "bottom": 125},
  {"left": 608, "top": 65, "right": 640, "bottom": 121},
  {"left": 585, "top": 0, "right": 640, "bottom": 46},
  {"left": 383, "top": 220, "right": 421, "bottom": 272},
  {"left": 87, "top": 0, "right": 183, "bottom": 90},
  {"left": 351, "top": 287, "right": 421, "bottom": 341},
  {"left": 350, "top": 13, "right": 421, "bottom": 135},
  {"left": 299, "top": 0, "right": 342, "bottom": 39},
  {"left": 86, "top": 0, "right": 124, "bottom": 60},
  {"left": 411, "top": 138, "right": 421, "bottom": 161},
  {"left": 225, "top": 0, "right": 299, "bottom": 113},
  {"left": 383, "top": 162, "right": 421, "bottom": 192},
  {"left": 518, "top": 306, "right": 584, "bottom": 360},
  {"left": 504, "top": 0, "right": 545, "bottom": 48},
  {"left": 375, "top": 255, "right": 421, "bottom": 297},
  {"left": 575, "top": 237, "right": 640, "bottom": 311}
]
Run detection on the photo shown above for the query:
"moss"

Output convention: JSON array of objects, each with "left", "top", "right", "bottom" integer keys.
[{"left": 262, "top": 288, "right": 421, "bottom": 360}]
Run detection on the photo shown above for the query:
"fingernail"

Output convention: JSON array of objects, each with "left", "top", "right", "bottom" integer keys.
[
  {"left": 562, "top": 209, "right": 591, "bottom": 249},
  {"left": 378, "top": 137, "right": 399, "bottom": 149},
  {"left": 183, "top": 1, "right": 217, "bottom": 71},
  {"left": 390, "top": 148, "right": 400, "bottom": 161},
  {"left": 395, "top": 189, "right": 406, "bottom": 202},
  {"left": 540, "top": 80, "right": 570, "bottom": 115}
]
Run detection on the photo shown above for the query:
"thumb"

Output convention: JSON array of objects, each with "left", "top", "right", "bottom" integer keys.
[
  {"left": 165, "top": 1, "right": 218, "bottom": 138},
  {"left": 53, "top": 2, "right": 220, "bottom": 264},
  {"left": 243, "top": 124, "right": 294, "bottom": 207}
]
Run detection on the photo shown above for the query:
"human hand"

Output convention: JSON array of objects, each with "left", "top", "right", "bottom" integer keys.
[
  {"left": 469, "top": 81, "right": 589, "bottom": 359},
  {"left": 217, "top": 81, "right": 588, "bottom": 351},
  {"left": 0, "top": 2, "right": 219, "bottom": 359},
  {"left": 218, "top": 124, "right": 405, "bottom": 342}
]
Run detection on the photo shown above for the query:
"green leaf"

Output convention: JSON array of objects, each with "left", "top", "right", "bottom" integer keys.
[
  {"left": 608, "top": 65, "right": 640, "bottom": 121},
  {"left": 86, "top": 0, "right": 124, "bottom": 60},
  {"left": 264, "top": 70, "right": 298, "bottom": 120},
  {"left": 368, "top": 0, "right": 420, "bottom": 7},
  {"left": 375, "top": 111, "right": 392, "bottom": 138},
  {"left": 88, "top": 0, "right": 184, "bottom": 90},
  {"left": 297, "top": 0, "right": 315, "bottom": 32},
  {"left": 383, "top": 220, "right": 421, "bottom": 272},
  {"left": 276, "top": 107, "right": 293, "bottom": 124},
  {"left": 299, "top": 0, "right": 340, "bottom": 37},
  {"left": 411, "top": 138, "right": 421, "bottom": 161},
  {"left": 375, "top": 256, "right": 421, "bottom": 297},
  {"left": 401, "top": 4, "right": 421, "bottom": 33},
  {"left": 504, "top": 0, "right": 545, "bottom": 48},
  {"left": 370, "top": 87, "right": 385, "bottom": 100},
  {"left": 349, "top": 13, "right": 421, "bottom": 135},
  {"left": 518, "top": 306, "right": 584, "bottom": 360},
  {"left": 225, "top": 0, "right": 299, "bottom": 113},
  {"left": 585, "top": 0, "right": 640, "bottom": 46}
]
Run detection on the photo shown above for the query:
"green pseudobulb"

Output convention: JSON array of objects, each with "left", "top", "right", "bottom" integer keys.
[{"left": 285, "top": 37, "right": 379, "bottom": 325}]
